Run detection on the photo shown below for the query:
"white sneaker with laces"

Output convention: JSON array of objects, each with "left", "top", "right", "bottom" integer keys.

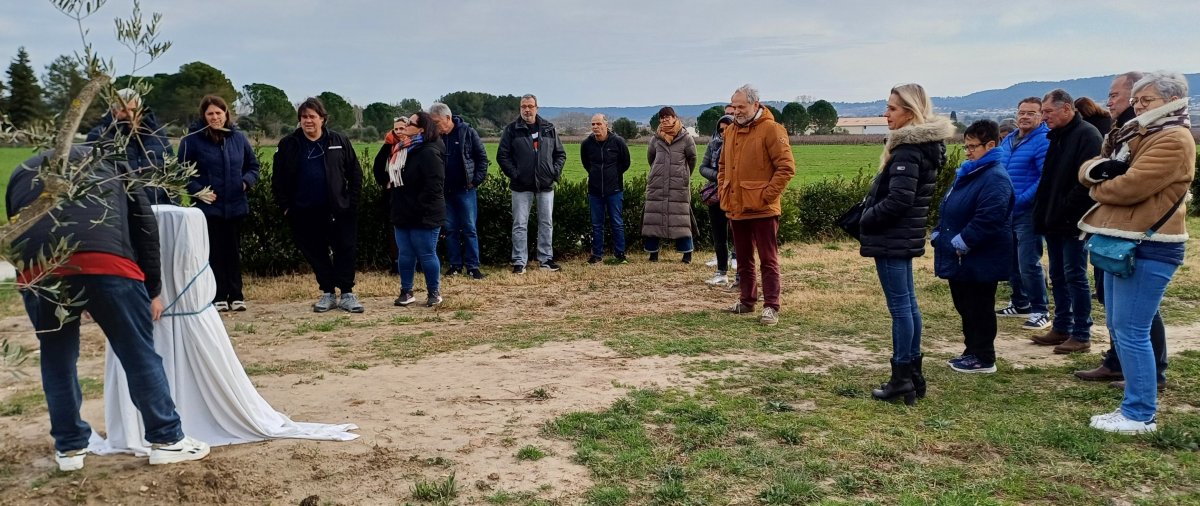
[
  {"left": 1090, "top": 409, "right": 1122, "bottom": 424},
  {"left": 705, "top": 272, "right": 729, "bottom": 286},
  {"left": 54, "top": 448, "right": 89, "bottom": 472},
  {"left": 149, "top": 436, "right": 211, "bottom": 465},
  {"left": 760, "top": 307, "right": 779, "bottom": 326},
  {"left": 1089, "top": 411, "right": 1157, "bottom": 434},
  {"left": 1022, "top": 313, "right": 1051, "bottom": 330}
]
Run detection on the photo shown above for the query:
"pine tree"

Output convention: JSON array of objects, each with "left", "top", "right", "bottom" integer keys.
[{"left": 6, "top": 47, "right": 46, "bottom": 128}]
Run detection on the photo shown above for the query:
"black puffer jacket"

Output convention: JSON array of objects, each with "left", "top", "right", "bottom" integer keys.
[
  {"left": 496, "top": 115, "right": 566, "bottom": 192},
  {"left": 373, "top": 140, "right": 446, "bottom": 229},
  {"left": 580, "top": 132, "right": 631, "bottom": 197},
  {"left": 859, "top": 117, "right": 955, "bottom": 258},
  {"left": 1032, "top": 113, "right": 1102, "bottom": 237}
]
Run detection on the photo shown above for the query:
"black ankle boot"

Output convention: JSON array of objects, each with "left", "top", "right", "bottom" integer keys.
[
  {"left": 682, "top": 252, "right": 692, "bottom": 264},
  {"left": 649, "top": 251, "right": 659, "bottom": 262},
  {"left": 872, "top": 360, "right": 917, "bottom": 405},
  {"left": 911, "top": 354, "right": 926, "bottom": 399}
]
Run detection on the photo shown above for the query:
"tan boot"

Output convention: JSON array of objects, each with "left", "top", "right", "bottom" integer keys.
[
  {"left": 1030, "top": 329, "right": 1070, "bottom": 346},
  {"left": 1053, "top": 337, "right": 1091, "bottom": 354}
]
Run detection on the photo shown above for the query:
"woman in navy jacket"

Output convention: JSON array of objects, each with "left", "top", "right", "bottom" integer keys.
[
  {"left": 932, "top": 120, "right": 1014, "bottom": 374},
  {"left": 179, "top": 95, "right": 261, "bottom": 312}
]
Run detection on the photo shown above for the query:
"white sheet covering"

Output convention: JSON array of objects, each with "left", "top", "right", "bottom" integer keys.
[{"left": 91, "top": 205, "right": 357, "bottom": 456}]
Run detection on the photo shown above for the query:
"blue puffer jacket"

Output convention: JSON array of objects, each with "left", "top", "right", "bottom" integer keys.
[
  {"left": 932, "top": 148, "right": 1014, "bottom": 282},
  {"left": 179, "top": 121, "right": 261, "bottom": 218},
  {"left": 996, "top": 123, "right": 1048, "bottom": 217}
]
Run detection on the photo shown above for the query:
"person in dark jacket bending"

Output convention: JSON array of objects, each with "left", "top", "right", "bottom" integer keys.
[
  {"left": 861, "top": 83, "right": 955, "bottom": 405},
  {"left": 429, "top": 102, "right": 489, "bottom": 280},
  {"left": 86, "top": 88, "right": 176, "bottom": 205},
  {"left": 271, "top": 97, "right": 364, "bottom": 313},
  {"left": 375, "top": 112, "right": 446, "bottom": 308},
  {"left": 1029, "top": 89, "right": 1103, "bottom": 354},
  {"left": 933, "top": 120, "right": 1014, "bottom": 374},
  {"left": 179, "top": 95, "right": 261, "bottom": 312},
  {"left": 581, "top": 113, "right": 631, "bottom": 264},
  {"left": 497, "top": 94, "right": 566, "bottom": 273}
]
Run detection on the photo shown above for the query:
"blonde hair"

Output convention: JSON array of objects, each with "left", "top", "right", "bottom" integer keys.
[{"left": 879, "top": 83, "right": 933, "bottom": 171}]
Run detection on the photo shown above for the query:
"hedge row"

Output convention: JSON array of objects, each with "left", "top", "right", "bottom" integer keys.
[{"left": 236, "top": 146, "right": 1200, "bottom": 276}]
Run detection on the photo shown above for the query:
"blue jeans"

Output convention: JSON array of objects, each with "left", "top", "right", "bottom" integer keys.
[
  {"left": 1045, "top": 235, "right": 1092, "bottom": 341},
  {"left": 512, "top": 191, "right": 554, "bottom": 265},
  {"left": 1104, "top": 258, "right": 1178, "bottom": 422},
  {"left": 395, "top": 227, "right": 441, "bottom": 294},
  {"left": 644, "top": 236, "right": 694, "bottom": 253},
  {"left": 588, "top": 192, "right": 626, "bottom": 258},
  {"left": 22, "top": 275, "right": 184, "bottom": 452},
  {"left": 1007, "top": 213, "right": 1048, "bottom": 313},
  {"left": 444, "top": 189, "right": 480, "bottom": 270},
  {"left": 875, "top": 257, "right": 922, "bottom": 364}
]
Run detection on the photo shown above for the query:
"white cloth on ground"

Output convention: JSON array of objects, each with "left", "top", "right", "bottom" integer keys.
[{"left": 90, "top": 205, "right": 358, "bottom": 456}]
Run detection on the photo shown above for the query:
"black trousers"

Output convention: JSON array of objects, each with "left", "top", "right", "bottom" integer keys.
[
  {"left": 288, "top": 207, "right": 358, "bottom": 294},
  {"left": 206, "top": 215, "right": 245, "bottom": 302},
  {"left": 707, "top": 203, "right": 730, "bottom": 273},
  {"left": 949, "top": 280, "right": 999, "bottom": 364}
]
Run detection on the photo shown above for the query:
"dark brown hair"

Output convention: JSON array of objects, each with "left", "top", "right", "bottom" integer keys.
[
  {"left": 657, "top": 106, "right": 677, "bottom": 119},
  {"left": 297, "top": 97, "right": 328, "bottom": 121},
  {"left": 1074, "top": 96, "right": 1108, "bottom": 119},
  {"left": 1017, "top": 96, "right": 1042, "bottom": 107},
  {"left": 409, "top": 111, "right": 440, "bottom": 142},
  {"left": 198, "top": 95, "right": 232, "bottom": 129}
]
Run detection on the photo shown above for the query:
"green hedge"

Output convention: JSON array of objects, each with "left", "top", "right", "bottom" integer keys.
[{"left": 240, "top": 147, "right": 965, "bottom": 275}]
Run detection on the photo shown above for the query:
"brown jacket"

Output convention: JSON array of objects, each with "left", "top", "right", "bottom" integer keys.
[
  {"left": 642, "top": 130, "right": 697, "bottom": 239},
  {"left": 1078, "top": 123, "right": 1193, "bottom": 243},
  {"left": 717, "top": 107, "right": 795, "bottom": 220}
]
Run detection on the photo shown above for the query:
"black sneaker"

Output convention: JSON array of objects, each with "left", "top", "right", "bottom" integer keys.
[
  {"left": 611, "top": 255, "right": 628, "bottom": 265},
  {"left": 540, "top": 260, "right": 562, "bottom": 272},
  {"left": 445, "top": 266, "right": 464, "bottom": 277},
  {"left": 512, "top": 265, "right": 526, "bottom": 274},
  {"left": 682, "top": 252, "right": 692, "bottom": 264},
  {"left": 467, "top": 268, "right": 486, "bottom": 280},
  {"left": 426, "top": 292, "right": 443, "bottom": 307},
  {"left": 588, "top": 255, "right": 603, "bottom": 264},
  {"left": 394, "top": 290, "right": 416, "bottom": 306}
]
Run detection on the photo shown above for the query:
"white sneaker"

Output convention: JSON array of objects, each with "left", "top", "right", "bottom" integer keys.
[
  {"left": 54, "top": 448, "right": 89, "bottom": 472},
  {"left": 705, "top": 272, "right": 729, "bottom": 286},
  {"left": 1089, "top": 411, "right": 1157, "bottom": 435},
  {"left": 705, "top": 256, "right": 718, "bottom": 267},
  {"left": 1022, "top": 313, "right": 1051, "bottom": 330},
  {"left": 149, "top": 436, "right": 211, "bottom": 465},
  {"left": 1090, "top": 409, "right": 1122, "bottom": 424},
  {"left": 760, "top": 307, "right": 779, "bottom": 326}
]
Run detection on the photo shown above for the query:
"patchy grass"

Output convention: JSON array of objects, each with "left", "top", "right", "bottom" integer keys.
[
  {"left": 410, "top": 471, "right": 459, "bottom": 503},
  {"left": 515, "top": 445, "right": 547, "bottom": 461},
  {"left": 0, "top": 377, "right": 102, "bottom": 417}
]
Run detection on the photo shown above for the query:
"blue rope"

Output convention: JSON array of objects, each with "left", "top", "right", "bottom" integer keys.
[{"left": 159, "top": 263, "right": 211, "bottom": 317}]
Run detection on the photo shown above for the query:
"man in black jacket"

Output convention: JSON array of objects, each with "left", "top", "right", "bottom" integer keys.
[
  {"left": 497, "top": 94, "right": 566, "bottom": 273},
  {"left": 85, "top": 88, "right": 176, "bottom": 205},
  {"left": 1030, "top": 89, "right": 1103, "bottom": 354},
  {"left": 8, "top": 147, "right": 210, "bottom": 471},
  {"left": 430, "top": 102, "right": 489, "bottom": 279},
  {"left": 271, "top": 97, "right": 364, "bottom": 313},
  {"left": 580, "top": 113, "right": 631, "bottom": 264}
]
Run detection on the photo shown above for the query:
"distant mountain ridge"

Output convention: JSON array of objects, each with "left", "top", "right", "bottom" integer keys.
[{"left": 539, "top": 73, "right": 1200, "bottom": 122}]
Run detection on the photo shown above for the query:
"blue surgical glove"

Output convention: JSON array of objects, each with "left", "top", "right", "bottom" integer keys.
[{"left": 951, "top": 234, "right": 969, "bottom": 254}]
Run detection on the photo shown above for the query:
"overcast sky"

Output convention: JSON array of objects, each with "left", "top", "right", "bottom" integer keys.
[{"left": 3, "top": 0, "right": 1199, "bottom": 108}]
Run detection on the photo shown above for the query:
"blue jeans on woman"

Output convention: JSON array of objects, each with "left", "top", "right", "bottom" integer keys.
[
  {"left": 395, "top": 227, "right": 441, "bottom": 294},
  {"left": 22, "top": 275, "right": 184, "bottom": 452},
  {"left": 1104, "top": 257, "right": 1178, "bottom": 423},
  {"left": 875, "top": 257, "right": 922, "bottom": 364}
]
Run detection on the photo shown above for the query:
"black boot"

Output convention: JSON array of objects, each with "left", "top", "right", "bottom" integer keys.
[
  {"left": 649, "top": 251, "right": 659, "bottom": 262},
  {"left": 872, "top": 360, "right": 917, "bottom": 405},
  {"left": 911, "top": 354, "right": 926, "bottom": 399}
]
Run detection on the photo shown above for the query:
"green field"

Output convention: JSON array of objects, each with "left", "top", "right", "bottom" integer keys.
[{"left": 0, "top": 143, "right": 885, "bottom": 218}]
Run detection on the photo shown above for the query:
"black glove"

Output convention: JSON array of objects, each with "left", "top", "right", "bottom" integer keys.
[{"left": 1088, "top": 159, "right": 1130, "bottom": 181}]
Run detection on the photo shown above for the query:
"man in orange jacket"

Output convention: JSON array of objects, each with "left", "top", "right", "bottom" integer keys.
[{"left": 718, "top": 84, "right": 796, "bottom": 326}]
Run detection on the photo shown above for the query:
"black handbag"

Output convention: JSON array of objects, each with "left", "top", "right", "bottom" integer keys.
[
  {"left": 1084, "top": 193, "right": 1185, "bottom": 278},
  {"left": 836, "top": 197, "right": 867, "bottom": 240}
]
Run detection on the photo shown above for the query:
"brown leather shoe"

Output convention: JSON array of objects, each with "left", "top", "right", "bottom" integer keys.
[
  {"left": 1030, "top": 329, "right": 1070, "bottom": 346},
  {"left": 1109, "top": 380, "right": 1166, "bottom": 392},
  {"left": 1074, "top": 365, "right": 1123, "bottom": 381},
  {"left": 1053, "top": 337, "right": 1091, "bottom": 354}
]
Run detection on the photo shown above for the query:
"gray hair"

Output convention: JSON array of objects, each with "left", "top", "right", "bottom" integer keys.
[
  {"left": 114, "top": 88, "right": 141, "bottom": 107},
  {"left": 521, "top": 94, "right": 538, "bottom": 105},
  {"left": 1043, "top": 89, "right": 1074, "bottom": 110},
  {"left": 998, "top": 118, "right": 1017, "bottom": 133},
  {"left": 1133, "top": 71, "right": 1190, "bottom": 101},
  {"left": 428, "top": 102, "right": 452, "bottom": 118},
  {"left": 592, "top": 113, "right": 608, "bottom": 124},
  {"left": 733, "top": 84, "right": 760, "bottom": 103},
  {"left": 1115, "top": 71, "right": 1145, "bottom": 90}
]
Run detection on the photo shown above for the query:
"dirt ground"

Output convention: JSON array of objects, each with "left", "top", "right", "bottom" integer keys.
[{"left": 2, "top": 251, "right": 1199, "bottom": 505}]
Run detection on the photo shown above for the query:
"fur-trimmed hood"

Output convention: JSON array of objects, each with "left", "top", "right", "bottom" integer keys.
[{"left": 885, "top": 116, "right": 956, "bottom": 151}]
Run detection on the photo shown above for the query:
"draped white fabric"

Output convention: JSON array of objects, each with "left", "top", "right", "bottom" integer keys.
[{"left": 91, "top": 205, "right": 358, "bottom": 456}]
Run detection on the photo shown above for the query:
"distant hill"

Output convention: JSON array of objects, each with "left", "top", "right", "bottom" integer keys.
[{"left": 541, "top": 73, "right": 1200, "bottom": 122}]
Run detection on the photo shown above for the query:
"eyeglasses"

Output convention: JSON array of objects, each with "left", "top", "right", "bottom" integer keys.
[
  {"left": 964, "top": 143, "right": 984, "bottom": 152},
  {"left": 1016, "top": 111, "right": 1040, "bottom": 117},
  {"left": 1129, "top": 96, "right": 1164, "bottom": 107}
]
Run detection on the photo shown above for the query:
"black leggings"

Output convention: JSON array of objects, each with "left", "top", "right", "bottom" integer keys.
[{"left": 708, "top": 204, "right": 730, "bottom": 272}]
